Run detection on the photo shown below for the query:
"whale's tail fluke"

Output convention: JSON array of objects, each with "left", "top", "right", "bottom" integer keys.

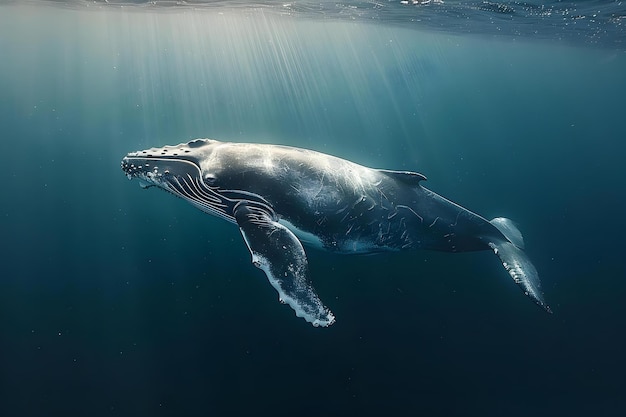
[{"left": 485, "top": 218, "right": 552, "bottom": 314}]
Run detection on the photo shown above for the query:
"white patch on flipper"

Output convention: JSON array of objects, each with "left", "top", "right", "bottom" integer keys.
[
  {"left": 240, "top": 231, "right": 335, "bottom": 327},
  {"left": 256, "top": 253, "right": 335, "bottom": 327}
]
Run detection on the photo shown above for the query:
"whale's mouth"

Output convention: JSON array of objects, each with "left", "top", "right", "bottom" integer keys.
[
  {"left": 121, "top": 152, "right": 234, "bottom": 221},
  {"left": 121, "top": 139, "right": 273, "bottom": 224}
]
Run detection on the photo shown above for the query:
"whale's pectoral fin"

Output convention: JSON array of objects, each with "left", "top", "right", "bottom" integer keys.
[
  {"left": 487, "top": 239, "right": 552, "bottom": 314},
  {"left": 234, "top": 204, "right": 335, "bottom": 327}
]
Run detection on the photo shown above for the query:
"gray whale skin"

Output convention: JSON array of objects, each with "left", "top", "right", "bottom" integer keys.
[{"left": 122, "top": 138, "right": 551, "bottom": 327}]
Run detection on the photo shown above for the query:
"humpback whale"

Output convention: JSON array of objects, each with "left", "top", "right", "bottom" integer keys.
[{"left": 121, "top": 139, "right": 551, "bottom": 326}]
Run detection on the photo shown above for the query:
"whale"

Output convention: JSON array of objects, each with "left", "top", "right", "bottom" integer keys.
[{"left": 121, "top": 138, "right": 551, "bottom": 326}]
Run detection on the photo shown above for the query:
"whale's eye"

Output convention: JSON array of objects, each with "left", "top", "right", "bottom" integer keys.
[{"left": 204, "top": 174, "right": 216, "bottom": 184}]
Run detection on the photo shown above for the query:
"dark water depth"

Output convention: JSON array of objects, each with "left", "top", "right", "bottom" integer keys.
[{"left": 1, "top": 3, "right": 625, "bottom": 417}]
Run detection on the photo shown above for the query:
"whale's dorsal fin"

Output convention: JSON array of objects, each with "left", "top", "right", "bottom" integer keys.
[
  {"left": 378, "top": 169, "right": 427, "bottom": 185},
  {"left": 234, "top": 203, "right": 335, "bottom": 327}
]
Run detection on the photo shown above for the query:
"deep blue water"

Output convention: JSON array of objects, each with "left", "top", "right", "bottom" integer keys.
[{"left": 1, "top": 1, "right": 625, "bottom": 416}]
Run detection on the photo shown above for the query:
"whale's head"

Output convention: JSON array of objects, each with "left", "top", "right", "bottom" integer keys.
[{"left": 121, "top": 139, "right": 233, "bottom": 220}]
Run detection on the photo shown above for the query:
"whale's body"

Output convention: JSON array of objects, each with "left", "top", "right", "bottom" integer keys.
[{"left": 122, "top": 139, "right": 550, "bottom": 326}]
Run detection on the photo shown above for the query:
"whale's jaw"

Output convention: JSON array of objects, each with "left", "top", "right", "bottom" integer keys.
[{"left": 121, "top": 141, "right": 235, "bottom": 223}]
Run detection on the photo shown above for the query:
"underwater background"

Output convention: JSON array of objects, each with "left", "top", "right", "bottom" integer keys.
[{"left": 1, "top": 1, "right": 625, "bottom": 416}]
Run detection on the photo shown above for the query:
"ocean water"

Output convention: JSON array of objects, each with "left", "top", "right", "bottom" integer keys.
[{"left": 1, "top": 1, "right": 625, "bottom": 416}]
